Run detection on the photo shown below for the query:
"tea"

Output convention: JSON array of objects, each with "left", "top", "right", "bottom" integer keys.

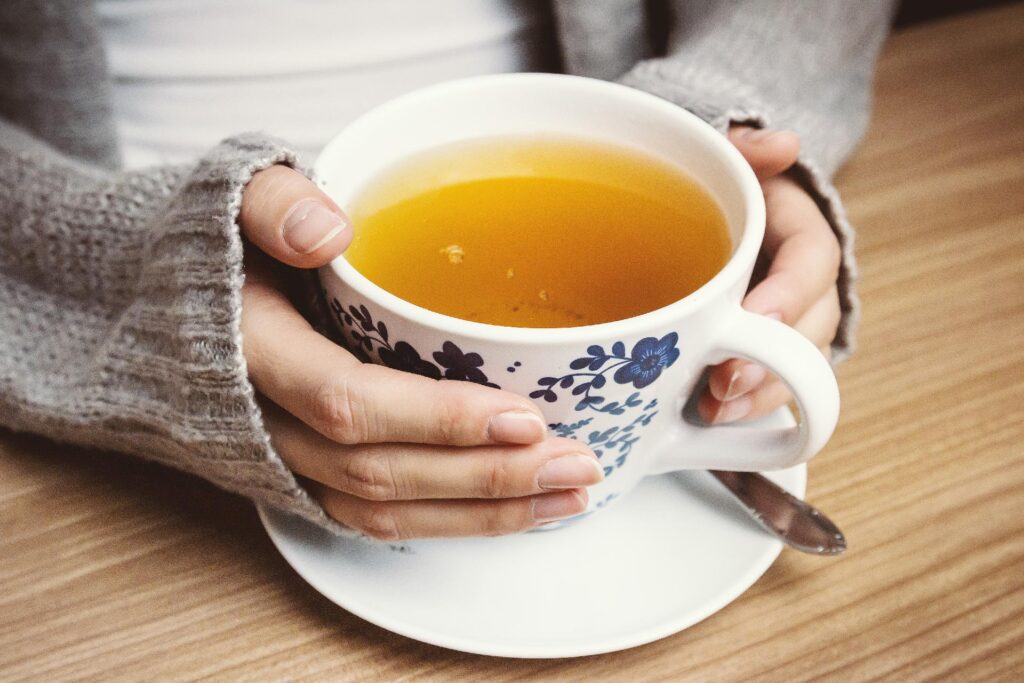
[{"left": 345, "top": 136, "right": 731, "bottom": 327}]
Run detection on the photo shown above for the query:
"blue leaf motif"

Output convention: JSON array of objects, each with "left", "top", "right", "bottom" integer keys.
[
  {"left": 433, "top": 342, "right": 494, "bottom": 386},
  {"left": 526, "top": 332, "right": 677, "bottom": 436},
  {"left": 378, "top": 341, "right": 441, "bottom": 380},
  {"left": 569, "top": 357, "right": 591, "bottom": 370},
  {"left": 328, "top": 297, "right": 499, "bottom": 388}
]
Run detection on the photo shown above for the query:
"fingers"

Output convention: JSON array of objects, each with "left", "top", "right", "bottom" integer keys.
[
  {"left": 727, "top": 126, "right": 801, "bottom": 180},
  {"left": 742, "top": 176, "right": 842, "bottom": 323},
  {"left": 313, "top": 483, "right": 589, "bottom": 540},
  {"left": 239, "top": 165, "right": 353, "bottom": 268},
  {"left": 706, "top": 286, "right": 840, "bottom": 403},
  {"left": 698, "top": 374, "right": 792, "bottom": 425},
  {"left": 701, "top": 172, "right": 841, "bottom": 423},
  {"left": 262, "top": 400, "right": 602, "bottom": 500},
  {"left": 698, "top": 343, "right": 833, "bottom": 424},
  {"left": 707, "top": 357, "right": 768, "bottom": 403},
  {"left": 701, "top": 287, "right": 839, "bottom": 423},
  {"left": 242, "top": 276, "right": 547, "bottom": 447}
]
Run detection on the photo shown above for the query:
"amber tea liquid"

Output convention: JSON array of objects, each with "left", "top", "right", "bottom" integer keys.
[{"left": 345, "top": 136, "right": 731, "bottom": 327}]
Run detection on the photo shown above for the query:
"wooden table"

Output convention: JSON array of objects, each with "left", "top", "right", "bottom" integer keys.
[{"left": 3, "top": 5, "right": 1023, "bottom": 680}]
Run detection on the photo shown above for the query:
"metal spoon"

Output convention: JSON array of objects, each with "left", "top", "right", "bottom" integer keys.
[{"left": 710, "top": 470, "right": 847, "bottom": 555}]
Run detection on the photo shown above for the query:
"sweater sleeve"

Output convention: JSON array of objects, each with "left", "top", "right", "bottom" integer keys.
[
  {"left": 615, "top": 0, "right": 897, "bottom": 361},
  {"left": 0, "top": 120, "right": 349, "bottom": 534}
]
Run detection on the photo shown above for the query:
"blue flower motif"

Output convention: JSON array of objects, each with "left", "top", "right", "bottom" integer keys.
[
  {"left": 612, "top": 333, "right": 680, "bottom": 389},
  {"left": 378, "top": 341, "right": 441, "bottom": 380},
  {"left": 328, "top": 297, "right": 500, "bottom": 388},
  {"left": 433, "top": 341, "right": 499, "bottom": 388}
]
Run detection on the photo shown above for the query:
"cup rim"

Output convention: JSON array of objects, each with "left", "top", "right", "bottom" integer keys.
[{"left": 318, "top": 73, "right": 765, "bottom": 345}]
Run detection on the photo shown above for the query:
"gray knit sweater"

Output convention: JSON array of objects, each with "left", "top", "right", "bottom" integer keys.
[{"left": 0, "top": 0, "right": 894, "bottom": 530}]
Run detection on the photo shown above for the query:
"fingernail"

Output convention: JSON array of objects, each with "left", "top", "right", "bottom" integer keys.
[
  {"left": 488, "top": 411, "right": 547, "bottom": 444},
  {"left": 724, "top": 364, "right": 768, "bottom": 400},
  {"left": 711, "top": 396, "right": 753, "bottom": 424},
  {"left": 283, "top": 199, "right": 347, "bottom": 254},
  {"left": 532, "top": 490, "right": 587, "bottom": 522},
  {"left": 742, "top": 128, "right": 777, "bottom": 142},
  {"left": 537, "top": 455, "right": 604, "bottom": 490},
  {"left": 765, "top": 312, "right": 784, "bottom": 321}
]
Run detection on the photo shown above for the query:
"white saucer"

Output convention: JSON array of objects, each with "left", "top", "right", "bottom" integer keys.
[{"left": 259, "top": 410, "right": 805, "bottom": 658}]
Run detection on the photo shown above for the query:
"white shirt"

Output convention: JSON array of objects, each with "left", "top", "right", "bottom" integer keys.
[{"left": 96, "top": 0, "right": 555, "bottom": 168}]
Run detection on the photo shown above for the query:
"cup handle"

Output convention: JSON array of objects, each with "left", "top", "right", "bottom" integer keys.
[{"left": 649, "top": 308, "right": 840, "bottom": 473}]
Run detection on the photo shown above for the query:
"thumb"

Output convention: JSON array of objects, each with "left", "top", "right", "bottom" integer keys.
[
  {"left": 727, "top": 126, "right": 801, "bottom": 180},
  {"left": 239, "top": 165, "right": 352, "bottom": 268}
]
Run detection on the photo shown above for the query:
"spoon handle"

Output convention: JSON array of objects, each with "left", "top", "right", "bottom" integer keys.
[{"left": 709, "top": 470, "right": 847, "bottom": 555}]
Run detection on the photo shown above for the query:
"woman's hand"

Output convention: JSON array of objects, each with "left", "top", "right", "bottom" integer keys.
[
  {"left": 699, "top": 127, "right": 842, "bottom": 424},
  {"left": 237, "top": 166, "right": 602, "bottom": 540}
]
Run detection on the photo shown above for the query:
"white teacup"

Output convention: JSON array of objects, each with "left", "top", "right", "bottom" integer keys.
[{"left": 316, "top": 73, "right": 839, "bottom": 519}]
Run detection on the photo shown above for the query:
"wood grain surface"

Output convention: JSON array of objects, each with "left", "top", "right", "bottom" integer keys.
[{"left": 2, "top": 4, "right": 1023, "bottom": 680}]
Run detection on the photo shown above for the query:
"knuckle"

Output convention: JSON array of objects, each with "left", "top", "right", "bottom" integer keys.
[
  {"left": 480, "top": 460, "right": 516, "bottom": 498},
  {"left": 241, "top": 167, "right": 290, "bottom": 224},
  {"left": 354, "top": 503, "right": 403, "bottom": 541},
  {"left": 338, "top": 452, "right": 398, "bottom": 501},
  {"left": 312, "top": 378, "right": 368, "bottom": 444},
  {"left": 435, "top": 386, "right": 477, "bottom": 445},
  {"left": 435, "top": 397, "right": 459, "bottom": 445},
  {"left": 481, "top": 501, "right": 532, "bottom": 537}
]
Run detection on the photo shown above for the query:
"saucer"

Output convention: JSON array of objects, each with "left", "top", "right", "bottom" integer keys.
[{"left": 259, "top": 409, "right": 805, "bottom": 658}]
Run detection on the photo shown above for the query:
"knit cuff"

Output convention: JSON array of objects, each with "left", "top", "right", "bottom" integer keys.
[
  {"left": 0, "top": 129, "right": 355, "bottom": 536},
  {"left": 619, "top": 68, "right": 859, "bottom": 362},
  {"left": 162, "top": 133, "right": 356, "bottom": 533}
]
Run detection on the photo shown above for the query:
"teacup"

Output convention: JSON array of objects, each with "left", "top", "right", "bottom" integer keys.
[{"left": 316, "top": 73, "right": 839, "bottom": 520}]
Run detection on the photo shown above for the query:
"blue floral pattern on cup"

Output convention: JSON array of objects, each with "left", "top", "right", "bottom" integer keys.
[
  {"left": 529, "top": 333, "right": 679, "bottom": 412},
  {"left": 327, "top": 296, "right": 678, "bottom": 479},
  {"left": 548, "top": 397, "right": 659, "bottom": 477},
  {"left": 330, "top": 299, "right": 499, "bottom": 388}
]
